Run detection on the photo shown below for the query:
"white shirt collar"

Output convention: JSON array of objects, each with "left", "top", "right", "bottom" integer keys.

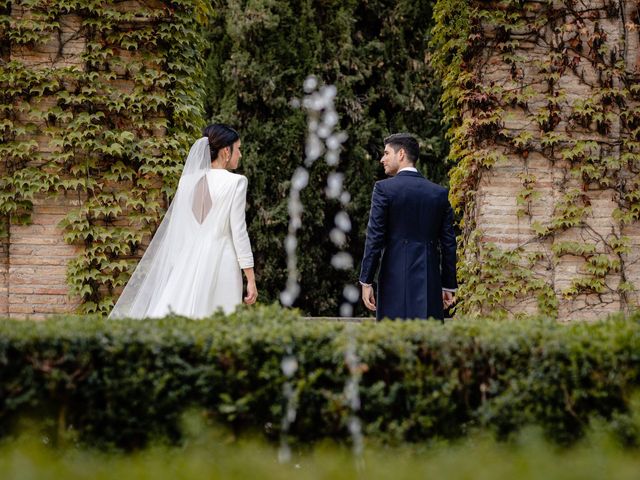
[{"left": 398, "top": 167, "right": 418, "bottom": 173}]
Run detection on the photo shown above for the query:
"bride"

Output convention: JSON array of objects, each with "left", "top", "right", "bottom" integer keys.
[{"left": 109, "top": 124, "right": 258, "bottom": 319}]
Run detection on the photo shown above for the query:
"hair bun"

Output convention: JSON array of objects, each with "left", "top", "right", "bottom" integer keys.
[{"left": 202, "top": 124, "right": 240, "bottom": 161}]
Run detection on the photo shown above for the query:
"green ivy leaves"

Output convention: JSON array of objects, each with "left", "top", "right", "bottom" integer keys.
[
  {"left": 431, "top": 0, "right": 640, "bottom": 318},
  {"left": 1, "top": 0, "right": 211, "bottom": 314}
]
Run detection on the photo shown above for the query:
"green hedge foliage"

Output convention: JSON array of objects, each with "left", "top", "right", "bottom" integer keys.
[
  {"left": 1, "top": 306, "right": 639, "bottom": 449},
  {"left": 203, "top": 0, "right": 449, "bottom": 315}
]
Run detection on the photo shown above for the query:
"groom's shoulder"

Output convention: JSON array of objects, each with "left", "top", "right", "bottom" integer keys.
[
  {"left": 385, "top": 174, "right": 446, "bottom": 191},
  {"left": 423, "top": 178, "right": 448, "bottom": 194},
  {"left": 415, "top": 178, "right": 449, "bottom": 204},
  {"left": 373, "top": 177, "right": 395, "bottom": 190}
]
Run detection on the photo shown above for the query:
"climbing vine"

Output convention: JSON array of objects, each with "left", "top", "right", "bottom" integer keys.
[
  {"left": 0, "top": 0, "right": 211, "bottom": 313},
  {"left": 432, "top": 0, "right": 640, "bottom": 318}
]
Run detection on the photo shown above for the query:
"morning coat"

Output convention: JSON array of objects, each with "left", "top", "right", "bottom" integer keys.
[{"left": 359, "top": 170, "right": 457, "bottom": 320}]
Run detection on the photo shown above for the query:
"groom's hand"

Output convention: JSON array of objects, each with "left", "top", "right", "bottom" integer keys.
[
  {"left": 362, "top": 284, "right": 376, "bottom": 311},
  {"left": 442, "top": 290, "right": 455, "bottom": 309}
]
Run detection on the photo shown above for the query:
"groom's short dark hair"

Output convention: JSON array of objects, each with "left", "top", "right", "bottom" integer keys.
[{"left": 384, "top": 133, "right": 419, "bottom": 164}]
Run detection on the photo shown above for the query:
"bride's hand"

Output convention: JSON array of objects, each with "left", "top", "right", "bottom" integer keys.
[{"left": 244, "top": 281, "right": 258, "bottom": 305}]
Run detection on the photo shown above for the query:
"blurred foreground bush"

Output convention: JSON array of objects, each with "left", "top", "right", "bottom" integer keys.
[
  {"left": 2, "top": 426, "right": 640, "bottom": 480},
  {"left": 1, "top": 305, "right": 640, "bottom": 449}
]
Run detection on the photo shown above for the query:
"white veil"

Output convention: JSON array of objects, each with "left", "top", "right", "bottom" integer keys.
[{"left": 109, "top": 137, "right": 213, "bottom": 319}]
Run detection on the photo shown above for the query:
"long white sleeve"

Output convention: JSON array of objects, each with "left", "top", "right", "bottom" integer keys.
[{"left": 230, "top": 175, "right": 254, "bottom": 269}]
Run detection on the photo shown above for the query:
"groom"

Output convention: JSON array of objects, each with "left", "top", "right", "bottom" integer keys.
[{"left": 359, "top": 133, "right": 457, "bottom": 321}]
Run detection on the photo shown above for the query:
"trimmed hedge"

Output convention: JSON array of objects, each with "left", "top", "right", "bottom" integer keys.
[{"left": 1, "top": 306, "right": 640, "bottom": 449}]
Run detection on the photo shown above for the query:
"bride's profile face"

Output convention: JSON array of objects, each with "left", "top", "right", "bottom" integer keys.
[{"left": 228, "top": 139, "right": 242, "bottom": 169}]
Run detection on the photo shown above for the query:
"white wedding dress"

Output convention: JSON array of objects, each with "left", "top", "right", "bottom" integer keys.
[{"left": 109, "top": 137, "right": 254, "bottom": 319}]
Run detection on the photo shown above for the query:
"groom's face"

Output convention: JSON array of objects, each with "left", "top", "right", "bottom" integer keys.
[{"left": 380, "top": 144, "right": 401, "bottom": 176}]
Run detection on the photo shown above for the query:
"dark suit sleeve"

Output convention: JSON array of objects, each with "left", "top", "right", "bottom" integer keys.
[
  {"left": 439, "top": 191, "right": 457, "bottom": 290},
  {"left": 359, "top": 182, "right": 389, "bottom": 285}
]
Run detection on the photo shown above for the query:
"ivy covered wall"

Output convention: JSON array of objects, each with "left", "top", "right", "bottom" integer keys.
[
  {"left": 0, "top": 0, "right": 211, "bottom": 316},
  {"left": 432, "top": 0, "right": 640, "bottom": 319}
]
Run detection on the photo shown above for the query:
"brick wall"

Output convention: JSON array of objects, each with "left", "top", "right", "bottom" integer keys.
[
  {"left": 0, "top": 218, "right": 8, "bottom": 317},
  {"left": 0, "top": 3, "right": 7, "bottom": 317},
  {"left": 0, "top": 8, "right": 86, "bottom": 319},
  {"left": 469, "top": 0, "right": 640, "bottom": 319},
  {"left": 1, "top": 2, "right": 158, "bottom": 319},
  {"left": 7, "top": 195, "right": 84, "bottom": 318}
]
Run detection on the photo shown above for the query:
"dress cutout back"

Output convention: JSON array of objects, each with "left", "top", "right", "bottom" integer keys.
[{"left": 192, "top": 174, "right": 213, "bottom": 224}]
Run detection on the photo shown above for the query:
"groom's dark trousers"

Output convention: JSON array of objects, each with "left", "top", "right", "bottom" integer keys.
[{"left": 359, "top": 170, "right": 457, "bottom": 320}]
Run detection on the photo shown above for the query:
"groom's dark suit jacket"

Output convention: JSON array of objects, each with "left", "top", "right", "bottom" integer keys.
[{"left": 359, "top": 170, "right": 457, "bottom": 320}]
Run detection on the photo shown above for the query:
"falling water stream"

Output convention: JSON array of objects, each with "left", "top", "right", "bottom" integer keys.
[
  {"left": 278, "top": 76, "right": 364, "bottom": 465},
  {"left": 280, "top": 75, "right": 355, "bottom": 314},
  {"left": 278, "top": 349, "right": 298, "bottom": 464},
  {"left": 343, "top": 324, "right": 364, "bottom": 464}
]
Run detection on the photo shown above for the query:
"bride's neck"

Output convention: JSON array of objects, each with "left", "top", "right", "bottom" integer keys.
[{"left": 210, "top": 161, "right": 228, "bottom": 170}]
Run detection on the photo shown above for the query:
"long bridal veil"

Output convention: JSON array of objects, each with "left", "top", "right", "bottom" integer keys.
[{"left": 109, "top": 137, "right": 214, "bottom": 319}]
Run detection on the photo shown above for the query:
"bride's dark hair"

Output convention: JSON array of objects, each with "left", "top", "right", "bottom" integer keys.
[{"left": 203, "top": 123, "right": 240, "bottom": 160}]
